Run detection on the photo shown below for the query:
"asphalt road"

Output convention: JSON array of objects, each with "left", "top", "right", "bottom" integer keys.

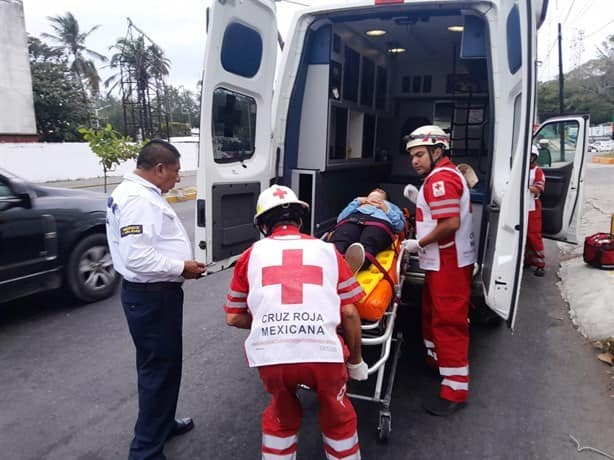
[{"left": 1, "top": 200, "right": 612, "bottom": 460}]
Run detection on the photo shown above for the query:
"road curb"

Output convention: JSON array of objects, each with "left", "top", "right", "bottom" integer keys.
[{"left": 592, "top": 155, "right": 614, "bottom": 164}]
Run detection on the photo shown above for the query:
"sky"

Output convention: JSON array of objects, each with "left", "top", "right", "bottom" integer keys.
[{"left": 22, "top": 0, "right": 614, "bottom": 90}]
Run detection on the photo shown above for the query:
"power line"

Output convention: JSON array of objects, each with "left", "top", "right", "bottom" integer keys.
[
  {"left": 561, "top": 0, "right": 577, "bottom": 26},
  {"left": 585, "top": 17, "right": 614, "bottom": 38}
]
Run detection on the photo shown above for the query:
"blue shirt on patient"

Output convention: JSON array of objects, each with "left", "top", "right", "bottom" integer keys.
[{"left": 337, "top": 198, "right": 405, "bottom": 233}]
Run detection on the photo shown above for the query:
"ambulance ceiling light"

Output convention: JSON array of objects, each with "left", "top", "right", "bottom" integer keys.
[
  {"left": 366, "top": 29, "right": 387, "bottom": 36},
  {"left": 448, "top": 25, "right": 464, "bottom": 32},
  {"left": 388, "top": 45, "right": 406, "bottom": 54}
]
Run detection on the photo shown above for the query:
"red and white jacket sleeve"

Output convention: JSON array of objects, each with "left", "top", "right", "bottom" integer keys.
[
  {"left": 335, "top": 251, "right": 365, "bottom": 305},
  {"left": 423, "top": 171, "right": 464, "bottom": 220},
  {"left": 533, "top": 167, "right": 545, "bottom": 193},
  {"left": 224, "top": 247, "right": 252, "bottom": 314}
]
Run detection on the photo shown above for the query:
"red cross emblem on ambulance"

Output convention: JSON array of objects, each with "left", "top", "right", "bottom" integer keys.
[{"left": 262, "top": 249, "right": 323, "bottom": 304}]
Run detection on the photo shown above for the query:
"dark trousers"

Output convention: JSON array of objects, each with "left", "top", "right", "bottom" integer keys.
[
  {"left": 121, "top": 282, "right": 184, "bottom": 460},
  {"left": 330, "top": 214, "right": 393, "bottom": 261}
]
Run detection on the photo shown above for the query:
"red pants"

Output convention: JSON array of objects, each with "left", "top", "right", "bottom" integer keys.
[
  {"left": 422, "top": 247, "right": 472, "bottom": 403},
  {"left": 258, "top": 362, "right": 360, "bottom": 460},
  {"left": 525, "top": 200, "right": 545, "bottom": 268}
]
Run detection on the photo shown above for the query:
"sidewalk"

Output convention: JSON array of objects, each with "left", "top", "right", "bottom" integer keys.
[
  {"left": 556, "top": 159, "right": 614, "bottom": 340},
  {"left": 40, "top": 171, "right": 197, "bottom": 203}
]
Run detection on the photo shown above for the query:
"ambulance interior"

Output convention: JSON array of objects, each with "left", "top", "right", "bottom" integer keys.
[{"left": 285, "top": 7, "right": 492, "bottom": 263}]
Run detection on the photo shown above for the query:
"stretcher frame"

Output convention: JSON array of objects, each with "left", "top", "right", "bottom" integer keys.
[{"left": 346, "top": 248, "right": 407, "bottom": 443}]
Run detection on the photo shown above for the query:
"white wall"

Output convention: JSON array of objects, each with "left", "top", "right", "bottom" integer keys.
[
  {"left": 0, "top": 141, "right": 199, "bottom": 182},
  {"left": 0, "top": 0, "right": 36, "bottom": 135}
]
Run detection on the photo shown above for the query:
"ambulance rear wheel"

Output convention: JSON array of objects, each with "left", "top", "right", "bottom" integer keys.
[{"left": 377, "top": 413, "right": 391, "bottom": 443}]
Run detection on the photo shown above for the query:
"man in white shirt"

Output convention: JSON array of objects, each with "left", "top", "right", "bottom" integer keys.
[{"left": 106, "top": 139, "right": 206, "bottom": 460}]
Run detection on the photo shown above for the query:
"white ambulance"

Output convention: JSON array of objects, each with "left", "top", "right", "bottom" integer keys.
[{"left": 195, "top": 0, "right": 588, "bottom": 328}]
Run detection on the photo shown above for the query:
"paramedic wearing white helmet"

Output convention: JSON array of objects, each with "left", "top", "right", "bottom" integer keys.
[
  {"left": 526, "top": 145, "right": 546, "bottom": 276},
  {"left": 403, "top": 125, "right": 476, "bottom": 416},
  {"left": 224, "top": 185, "right": 367, "bottom": 460}
]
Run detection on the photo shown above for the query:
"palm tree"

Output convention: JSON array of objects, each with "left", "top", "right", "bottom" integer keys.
[
  {"left": 105, "top": 36, "right": 170, "bottom": 95},
  {"left": 105, "top": 35, "right": 171, "bottom": 138},
  {"left": 43, "top": 12, "right": 107, "bottom": 98}
]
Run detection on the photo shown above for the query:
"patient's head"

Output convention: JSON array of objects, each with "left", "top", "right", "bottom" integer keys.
[{"left": 368, "top": 188, "right": 387, "bottom": 202}]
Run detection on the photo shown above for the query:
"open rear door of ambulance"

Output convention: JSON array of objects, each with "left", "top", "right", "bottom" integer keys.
[
  {"left": 195, "top": 0, "right": 277, "bottom": 272},
  {"left": 480, "top": 0, "right": 537, "bottom": 328},
  {"left": 533, "top": 115, "right": 589, "bottom": 244}
]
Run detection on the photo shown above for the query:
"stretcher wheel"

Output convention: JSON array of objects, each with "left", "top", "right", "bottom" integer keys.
[{"left": 377, "top": 412, "right": 391, "bottom": 442}]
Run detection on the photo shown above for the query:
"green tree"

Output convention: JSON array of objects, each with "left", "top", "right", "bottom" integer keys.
[
  {"left": 29, "top": 36, "right": 90, "bottom": 142},
  {"left": 538, "top": 34, "right": 614, "bottom": 125},
  {"left": 79, "top": 124, "right": 143, "bottom": 192},
  {"left": 42, "top": 12, "right": 107, "bottom": 99},
  {"left": 166, "top": 85, "right": 200, "bottom": 129}
]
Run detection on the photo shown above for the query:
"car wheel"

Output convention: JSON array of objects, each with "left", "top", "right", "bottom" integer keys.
[{"left": 66, "top": 233, "right": 119, "bottom": 303}]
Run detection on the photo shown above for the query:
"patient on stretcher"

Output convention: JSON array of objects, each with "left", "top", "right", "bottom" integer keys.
[
  {"left": 329, "top": 188, "right": 405, "bottom": 274},
  {"left": 328, "top": 188, "right": 407, "bottom": 321}
]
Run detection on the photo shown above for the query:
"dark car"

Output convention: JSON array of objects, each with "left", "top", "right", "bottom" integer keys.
[{"left": 0, "top": 168, "right": 118, "bottom": 304}]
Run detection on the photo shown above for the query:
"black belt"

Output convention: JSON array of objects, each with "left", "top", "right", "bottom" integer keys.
[{"left": 122, "top": 279, "right": 183, "bottom": 292}]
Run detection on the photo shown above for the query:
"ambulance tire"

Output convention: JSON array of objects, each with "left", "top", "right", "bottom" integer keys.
[{"left": 66, "top": 233, "right": 119, "bottom": 303}]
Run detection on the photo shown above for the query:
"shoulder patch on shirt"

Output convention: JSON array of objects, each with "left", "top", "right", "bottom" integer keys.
[
  {"left": 120, "top": 225, "right": 143, "bottom": 237},
  {"left": 432, "top": 180, "right": 446, "bottom": 197}
]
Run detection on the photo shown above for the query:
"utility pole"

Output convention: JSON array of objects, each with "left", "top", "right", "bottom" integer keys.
[{"left": 558, "top": 22, "right": 564, "bottom": 115}]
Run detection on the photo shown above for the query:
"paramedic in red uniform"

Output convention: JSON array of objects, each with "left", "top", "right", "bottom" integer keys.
[
  {"left": 402, "top": 125, "right": 476, "bottom": 416},
  {"left": 224, "top": 185, "right": 368, "bottom": 460},
  {"left": 526, "top": 145, "right": 546, "bottom": 276}
]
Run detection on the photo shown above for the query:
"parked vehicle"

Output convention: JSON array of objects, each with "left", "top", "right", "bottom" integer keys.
[
  {"left": 0, "top": 168, "right": 118, "bottom": 304},
  {"left": 195, "top": 0, "right": 587, "bottom": 329}
]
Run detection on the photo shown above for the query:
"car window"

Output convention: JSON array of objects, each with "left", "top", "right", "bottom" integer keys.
[
  {"left": 0, "top": 178, "right": 12, "bottom": 197},
  {"left": 533, "top": 120, "right": 579, "bottom": 167}
]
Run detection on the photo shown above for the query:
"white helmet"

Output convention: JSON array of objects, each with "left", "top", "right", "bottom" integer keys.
[
  {"left": 405, "top": 125, "right": 450, "bottom": 152},
  {"left": 531, "top": 144, "right": 539, "bottom": 156},
  {"left": 254, "top": 185, "right": 309, "bottom": 225}
]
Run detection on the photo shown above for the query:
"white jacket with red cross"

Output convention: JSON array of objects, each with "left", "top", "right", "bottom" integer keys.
[
  {"left": 415, "top": 157, "right": 476, "bottom": 270},
  {"left": 224, "top": 226, "right": 364, "bottom": 367}
]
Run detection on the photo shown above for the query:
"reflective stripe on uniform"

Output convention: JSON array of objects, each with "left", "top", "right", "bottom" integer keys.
[
  {"left": 442, "top": 378, "right": 469, "bottom": 391},
  {"left": 440, "top": 366, "right": 469, "bottom": 377},
  {"left": 322, "top": 432, "right": 359, "bottom": 452},
  {"left": 339, "top": 285, "right": 364, "bottom": 300},
  {"left": 325, "top": 452, "right": 361, "bottom": 460},
  {"left": 262, "top": 453, "right": 296, "bottom": 460},
  {"left": 431, "top": 207, "right": 460, "bottom": 217},
  {"left": 338, "top": 277, "right": 357, "bottom": 289},
  {"left": 224, "top": 300, "right": 247, "bottom": 309},
  {"left": 263, "top": 433, "right": 298, "bottom": 450},
  {"left": 227, "top": 289, "right": 247, "bottom": 298}
]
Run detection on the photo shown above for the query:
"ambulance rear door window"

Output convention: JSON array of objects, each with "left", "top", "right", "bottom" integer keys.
[{"left": 211, "top": 87, "right": 257, "bottom": 164}]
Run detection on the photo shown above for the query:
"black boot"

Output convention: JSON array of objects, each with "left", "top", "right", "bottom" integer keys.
[{"left": 422, "top": 394, "right": 466, "bottom": 416}]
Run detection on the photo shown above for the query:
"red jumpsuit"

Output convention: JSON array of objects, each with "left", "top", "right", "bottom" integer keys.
[
  {"left": 224, "top": 226, "right": 364, "bottom": 460},
  {"left": 416, "top": 157, "right": 474, "bottom": 403},
  {"left": 526, "top": 164, "right": 546, "bottom": 269}
]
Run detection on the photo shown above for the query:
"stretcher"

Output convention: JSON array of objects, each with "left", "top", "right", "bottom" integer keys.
[{"left": 346, "top": 241, "right": 407, "bottom": 443}]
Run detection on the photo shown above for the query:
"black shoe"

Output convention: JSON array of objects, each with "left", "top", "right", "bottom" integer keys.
[
  {"left": 534, "top": 267, "right": 545, "bottom": 277},
  {"left": 422, "top": 395, "right": 466, "bottom": 416},
  {"left": 168, "top": 418, "right": 194, "bottom": 440}
]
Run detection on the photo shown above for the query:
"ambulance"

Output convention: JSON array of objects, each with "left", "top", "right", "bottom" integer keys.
[{"left": 195, "top": 0, "right": 588, "bottom": 328}]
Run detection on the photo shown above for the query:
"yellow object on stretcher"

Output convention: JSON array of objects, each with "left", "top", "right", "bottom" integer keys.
[{"left": 354, "top": 248, "right": 398, "bottom": 321}]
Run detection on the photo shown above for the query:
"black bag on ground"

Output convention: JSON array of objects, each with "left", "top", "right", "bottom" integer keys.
[{"left": 583, "top": 233, "right": 614, "bottom": 270}]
